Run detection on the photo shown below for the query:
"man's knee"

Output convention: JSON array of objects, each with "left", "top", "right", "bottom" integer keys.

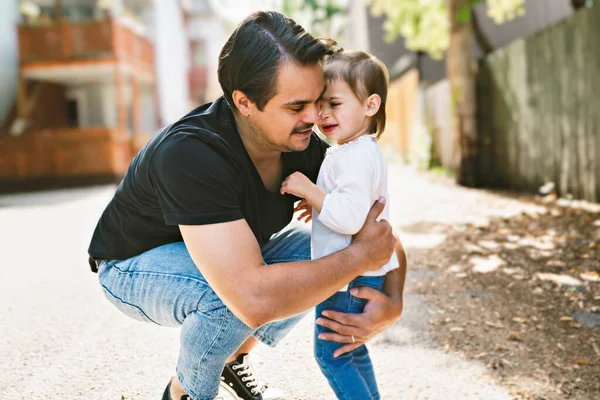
[{"left": 178, "top": 307, "right": 254, "bottom": 398}]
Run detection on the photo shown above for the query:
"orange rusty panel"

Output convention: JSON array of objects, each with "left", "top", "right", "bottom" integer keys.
[
  {"left": 25, "top": 133, "right": 56, "bottom": 178},
  {"left": 110, "top": 139, "right": 134, "bottom": 175},
  {"left": 69, "top": 20, "right": 113, "bottom": 58},
  {"left": 381, "top": 69, "right": 419, "bottom": 158},
  {"left": 0, "top": 151, "right": 28, "bottom": 180},
  {"left": 52, "top": 127, "right": 112, "bottom": 142},
  {"left": 19, "top": 17, "right": 153, "bottom": 73},
  {"left": 19, "top": 24, "right": 63, "bottom": 63},
  {"left": 131, "top": 134, "right": 152, "bottom": 154},
  {"left": 28, "top": 83, "right": 70, "bottom": 130},
  {"left": 0, "top": 132, "right": 53, "bottom": 179},
  {"left": 54, "top": 140, "right": 115, "bottom": 176},
  {"left": 0, "top": 128, "right": 130, "bottom": 180}
]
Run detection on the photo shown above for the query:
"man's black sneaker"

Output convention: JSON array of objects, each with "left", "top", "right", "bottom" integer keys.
[
  {"left": 220, "top": 353, "right": 286, "bottom": 400},
  {"left": 162, "top": 378, "right": 190, "bottom": 400}
]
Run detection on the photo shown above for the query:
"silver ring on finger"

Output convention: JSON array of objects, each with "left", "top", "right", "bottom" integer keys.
[{"left": 351, "top": 335, "right": 356, "bottom": 343}]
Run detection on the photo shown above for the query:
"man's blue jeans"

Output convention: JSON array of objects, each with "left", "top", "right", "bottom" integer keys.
[
  {"left": 314, "top": 275, "right": 385, "bottom": 400},
  {"left": 97, "top": 223, "right": 310, "bottom": 400}
]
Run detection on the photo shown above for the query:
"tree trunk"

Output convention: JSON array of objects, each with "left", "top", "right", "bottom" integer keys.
[{"left": 447, "top": 0, "right": 478, "bottom": 186}]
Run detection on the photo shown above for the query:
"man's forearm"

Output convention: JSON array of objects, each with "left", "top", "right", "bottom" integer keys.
[
  {"left": 384, "top": 240, "right": 407, "bottom": 304},
  {"left": 244, "top": 243, "right": 369, "bottom": 326}
]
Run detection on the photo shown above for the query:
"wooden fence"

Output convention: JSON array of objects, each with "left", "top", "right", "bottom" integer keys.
[{"left": 477, "top": 5, "right": 600, "bottom": 201}]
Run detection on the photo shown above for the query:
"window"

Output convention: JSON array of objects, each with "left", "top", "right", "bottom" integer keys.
[{"left": 67, "top": 98, "right": 79, "bottom": 127}]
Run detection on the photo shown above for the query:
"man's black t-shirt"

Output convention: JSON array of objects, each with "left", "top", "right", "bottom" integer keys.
[{"left": 88, "top": 97, "right": 328, "bottom": 269}]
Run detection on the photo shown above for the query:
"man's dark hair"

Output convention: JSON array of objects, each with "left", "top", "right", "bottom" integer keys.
[{"left": 218, "top": 11, "right": 333, "bottom": 111}]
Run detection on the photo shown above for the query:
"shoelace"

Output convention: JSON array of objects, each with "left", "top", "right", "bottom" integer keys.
[{"left": 231, "top": 357, "right": 263, "bottom": 395}]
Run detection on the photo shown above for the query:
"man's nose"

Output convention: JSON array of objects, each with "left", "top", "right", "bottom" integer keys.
[{"left": 302, "top": 104, "right": 320, "bottom": 124}]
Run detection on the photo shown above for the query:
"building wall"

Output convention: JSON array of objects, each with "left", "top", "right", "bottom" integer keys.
[
  {"left": 477, "top": 4, "right": 599, "bottom": 201},
  {"left": 473, "top": 0, "right": 574, "bottom": 51},
  {"left": 186, "top": 15, "right": 226, "bottom": 102},
  {"left": 140, "top": 83, "right": 156, "bottom": 133},
  {"left": 67, "top": 84, "right": 108, "bottom": 128},
  {"left": 381, "top": 69, "right": 419, "bottom": 158},
  {"left": 0, "top": 1, "right": 19, "bottom": 128},
  {"left": 425, "top": 80, "right": 454, "bottom": 169},
  {"left": 341, "top": 0, "right": 370, "bottom": 52},
  {"left": 152, "top": 0, "right": 190, "bottom": 125}
]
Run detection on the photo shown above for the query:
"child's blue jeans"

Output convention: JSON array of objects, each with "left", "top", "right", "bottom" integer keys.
[{"left": 314, "top": 275, "right": 385, "bottom": 400}]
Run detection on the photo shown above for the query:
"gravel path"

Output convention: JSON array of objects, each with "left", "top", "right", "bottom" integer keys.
[{"left": 0, "top": 165, "right": 536, "bottom": 399}]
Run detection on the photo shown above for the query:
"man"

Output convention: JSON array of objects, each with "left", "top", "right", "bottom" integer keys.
[{"left": 88, "top": 11, "right": 406, "bottom": 400}]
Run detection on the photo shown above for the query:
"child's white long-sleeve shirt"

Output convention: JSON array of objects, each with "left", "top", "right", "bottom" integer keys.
[{"left": 311, "top": 135, "right": 399, "bottom": 289}]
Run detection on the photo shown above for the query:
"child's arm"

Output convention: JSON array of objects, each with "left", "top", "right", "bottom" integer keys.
[
  {"left": 318, "top": 159, "right": 376, "bottom": 235},
  {"left": 280, "top": 172, "right": 326, "bottom": 212},
  {"left": 282, "top": 147, "right": 378, "bottom": 236}
]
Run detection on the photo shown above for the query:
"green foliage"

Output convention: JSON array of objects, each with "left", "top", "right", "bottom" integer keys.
[
  {"left": 368, "top": 0, "right": 526, "bottom": 59},
  {"left": 486, "top": 0, "right": 525, "bottom": 23},
  {"left": 282, "top": 0, "right": 347, "bottom": 38},
  {"left": 369, "top": 0, "right": 449, "bottom": 60}
]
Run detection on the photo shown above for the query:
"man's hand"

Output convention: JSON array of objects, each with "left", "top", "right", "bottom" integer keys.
[
  {"left": 281, "top": 172, "right": 326, "bottom": 212},
  {"left": 351, "top": 198, "right": 396, "bottom": 271},
  {"left": 316, "top": 286, "right": 403, "bottom": 358},
  {"left": 318, "top": 236, "right": 407, "bottom": 358},
  {"left": 294, "top": 199, "right": 312, "bottom": 223}
]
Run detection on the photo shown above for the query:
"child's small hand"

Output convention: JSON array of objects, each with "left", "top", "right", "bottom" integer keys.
[
  {"left": 280, "top": 172, "right": 313, "bottom": 198},
  {"left": 294, "top": 199, "right": 312, "bottom": 223}
]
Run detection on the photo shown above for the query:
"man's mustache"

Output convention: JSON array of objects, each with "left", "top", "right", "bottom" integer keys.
[{"left": 293, "top": 124, "right": 313, "bottom": 133}]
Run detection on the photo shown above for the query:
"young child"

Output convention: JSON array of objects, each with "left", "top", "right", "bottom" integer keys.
[{"left": 280, "top": 46, "right": 399, "bottom": 400}]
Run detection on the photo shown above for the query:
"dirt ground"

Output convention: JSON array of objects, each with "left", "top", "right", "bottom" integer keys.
[
  {"left": 404, "top": 173, "right": 600, "bottom": 400},
  {"left": 1, "top": 166, "right": 598, "bottom": 399}
]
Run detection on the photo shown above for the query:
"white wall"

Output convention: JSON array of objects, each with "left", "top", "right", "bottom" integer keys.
[
  {"left": 341, "top": 0, "right": 369, "bottom": 52},
  {"left": 0, "top": 1, "right": 19, "bottom": 126},
  {"left": 67, "top": 85, "right": 109, "bottom": 128},
  {"left": 424, "top": 79, "right": 455, "bottom": 169},
  {"left": 187, "top": 15, "right": 226, "bottom": 102},
  {"left": 152, "top": 0, "right": 190, "bottom": 125},
  {"left": 140, "top": 84, "right": 156, "bottom": 133}
]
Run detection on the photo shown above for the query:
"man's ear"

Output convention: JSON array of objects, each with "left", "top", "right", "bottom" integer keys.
[
  {"left": 365, "top": 94, "right": 381, "bottom": 117},
  {"left": 232, "top": 90, "right": 253, "bottom": 117}
]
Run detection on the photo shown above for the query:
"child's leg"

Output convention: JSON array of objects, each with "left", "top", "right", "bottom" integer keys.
[
  {"left": 348, "top": 276, "right": 386, "bottom": 400},
  {"left": 351, "top": 342, "right": 380, "bottom": 400},
  {"left": 314, "top": 290, "right": 372, "bottom": 400}
]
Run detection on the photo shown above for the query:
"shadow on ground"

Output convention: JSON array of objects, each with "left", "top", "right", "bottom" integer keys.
[{"left": 399, "top": 195, "right": 600, "bottom": 400}]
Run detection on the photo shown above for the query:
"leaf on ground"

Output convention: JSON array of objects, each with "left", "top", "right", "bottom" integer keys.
[
  {"left": 471, "top": 255, "right": 505, "bottom": 273},
  {"left": 486, "top": 321, "right": 505, "bottom": 328},
  {"left": 512, "top": 317, "right": 527, "bottom": 323},
  {"left": 580, "top": 271, "right": 600, "bottom": 282},
  {"left": 574, "top": 358, "right": 589, "bottom": 365},
  {"left": 496, "top": 344, "right": 508, "bottom": 351},
  {"left": 506, "top": 332, "right": 521, "bottom": 341},
  {"left": 546, "top": 260, "right": 566, "bottom": 268},
  {"left": 450, "top": 327, "right": 465, "bottom": 332},
  {"left": 535, "top": 273, "right": 583, "bottom": 287},
  {"left": 570, "top": 322, "right": 582, "bottom": 329},
  {"left": 560, "top": 316, "right": 574, "bottom": 322},
  {"left": 488, "top": 358, "right": 504, "bottom": 369}
]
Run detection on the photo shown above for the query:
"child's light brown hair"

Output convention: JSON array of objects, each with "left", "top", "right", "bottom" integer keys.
[{"left": 321, "top": 40, "right": 389, "bottom": 139}]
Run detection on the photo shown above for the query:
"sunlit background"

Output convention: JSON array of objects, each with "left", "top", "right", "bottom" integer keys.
[
  {"left": 1, "top": 2, "right": 599, "bottom": 399},
  {"left": 1, "top": 0, "right": 598, "bottom": 201}
]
